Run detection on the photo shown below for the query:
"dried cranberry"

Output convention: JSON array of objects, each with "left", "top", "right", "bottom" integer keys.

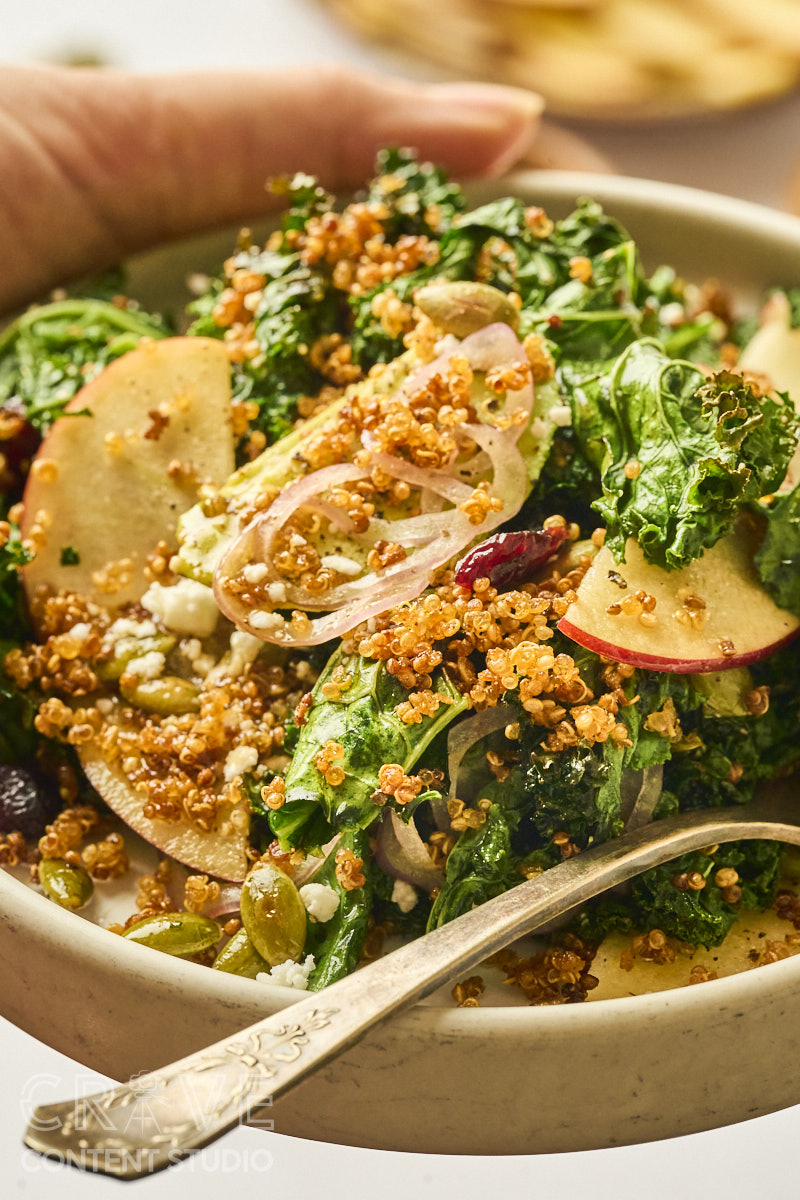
[
  {"left": 0, "top": 764, "right": 55, "bottom": 841},
  {"left": 455, "top": 527, "right": 569, "bottom": 589}
]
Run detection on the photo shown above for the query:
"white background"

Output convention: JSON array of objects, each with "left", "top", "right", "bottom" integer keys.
[{"left": 3, "top": 3, "right": 800, "bottom": 1197}]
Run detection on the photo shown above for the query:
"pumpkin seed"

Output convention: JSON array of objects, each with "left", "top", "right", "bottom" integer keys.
[
  {"left": 213, "top": 927, "right": 270, "bottom": 978},
  {"left": 119, "top": 674, "right": 201, "bottom": 715},
  {"left": 122, "top": 911, "right": 221, "bottom": 957},
  {"left": 96, "top": 634, "right": 176, "bottom": 682},
  {"left": 414, "top": 281, "right": 519, "bottom": 337},
  {"left": 38, "top": 857, "right": 93, "bottom": 910},
  {"left": 240, "top": 863, "right": 307, "bottom": 967}
]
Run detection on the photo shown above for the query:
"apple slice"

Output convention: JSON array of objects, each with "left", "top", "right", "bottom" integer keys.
[
  {"left": 78, "top": 737, "right": 248, "bottom": 882},
  {"left": 557, "top": 530, "right": 800, "bottom": 673},
  {"left": 21, "top": 337, "right": 234, "bottom": 615}
]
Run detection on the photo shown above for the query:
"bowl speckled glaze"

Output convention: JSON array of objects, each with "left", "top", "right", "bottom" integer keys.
[{"left": 3, "top": 172, "right": 800, "bottom": 1155}]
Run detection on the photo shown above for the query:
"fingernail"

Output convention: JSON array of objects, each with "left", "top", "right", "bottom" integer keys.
[
  {"left": 429, "top": 82, "right": 545, "bottom": 123},
  {"left": 424, "top": 82, "right": 544, "bottom": 175}
]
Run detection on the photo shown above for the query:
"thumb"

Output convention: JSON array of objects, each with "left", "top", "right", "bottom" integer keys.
[{"left": 1, "top": 65, "right": 542, "bottom": 309}]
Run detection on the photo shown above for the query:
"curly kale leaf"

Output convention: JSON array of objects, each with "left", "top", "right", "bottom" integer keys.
[
  {"left": 305, "top": 829, "right": 374, "bottom": 990},
  {"left": 364, "top": 146, "right": 465, "bottom": 238},
  {"left": 569, "top": 341, "right": 798, "bottom": 568},
  {"left": 628, "top": 841, "right": 781, "bottom": 948},
  {"left": 755, "top": 485, "right": 800, "bottom": 616},
  {"left": 427, "top": 802, "right": 520, "bottom": 930},
  {"left": 0, "top": 298, "right": 168, "bottom": 433},
  {"left": 272, "top": 650, "right": 468, "bottom": 851}
]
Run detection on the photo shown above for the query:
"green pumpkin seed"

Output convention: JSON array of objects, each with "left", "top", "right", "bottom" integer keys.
[
  {"left": 119, "top": 674, "right": 201, "bottom": 715},
  {"left": 38, "top": 857, "right": 93, "bottom": 910},
  {"left": 213, "top": 927, "right": 270, "bottom": 978},
  {"left": 122, "top": 911, "right": 221, "bottom": 957},
  {"left": 414, "top": 281, "right": 519, "bottom": 338},
  {"left": 96, "top": 634, "right": 176, "bottom": 682},
  {"left": 240, "top": 863, "right": 306, "bottom": 967}
]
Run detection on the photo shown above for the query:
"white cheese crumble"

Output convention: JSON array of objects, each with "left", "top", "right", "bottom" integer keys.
[
  {"left": 249, "top": 610, "right": 284, "bottom": 632},
  {"left": 66, "top": 621, "right": 92, "bottom": 642},
  {"left": 243, "top": 562, "right": 269, "bottom": 584},
  {"left": 141, "top": 579, "right": 219, "bottom": 638},
  {"left": 105, "top": 617, "right": 157, "bottom": 645},
  {"left": 125, "top": 650, "right": 166, "bottom": 680},
  {"left": 299, "top": 883, "right": 340, "bottom": 924},
  {"left": 223, "top": 744, "right": 259, "bottom": 782},
  {"left": 256, "top": 954, "right": 316, "bottom": 991},
  {"left": 267, "top": 581, "right": 287, "bottom": 604},
  {"left": 549, "top": 404, "right": 573, "bottom": 428},
  {"left": 320, "top": 554, "right": 362, "bottom": 577},
  {"left": 391, "top": 879, "right": 418, "bottom": 913}
]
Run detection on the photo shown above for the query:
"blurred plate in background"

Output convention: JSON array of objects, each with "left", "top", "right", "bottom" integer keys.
[{"left": 323, "top": 0, "right": 800, "bottom": 120}]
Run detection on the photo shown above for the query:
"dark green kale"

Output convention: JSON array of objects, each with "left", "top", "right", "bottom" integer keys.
[
  {"left": 0, "top": 298, "right": 168, "bottom": 433},
  {"left": 305, "top": 829, "right": 373, "bottom": 990},
  {"left": 272, "top": 649, "right": 468, "bottom": 851},
  {"left": 569, "top": 341, "right": 798, "bottom": 568},
  {"left": 627, "top": 841, "right": 781, "bottom": 948},
  {"left": 427, "top": 802, "right": 520, "bottom": 929},
  {"left": 754, "top": 486, "right": 800, "bottom": 616}
]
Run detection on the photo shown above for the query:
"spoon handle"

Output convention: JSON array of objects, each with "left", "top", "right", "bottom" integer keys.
[{"left": 23, "top": 791, "right": 800, "bottom": 1179}]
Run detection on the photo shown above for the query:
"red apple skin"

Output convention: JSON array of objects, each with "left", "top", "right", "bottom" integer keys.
[
  {"left": 557, "top": 532, "right": 800, "bottom": 674},
  {"left": 557, "top": 616, "right": 800, "bottom": 674}
]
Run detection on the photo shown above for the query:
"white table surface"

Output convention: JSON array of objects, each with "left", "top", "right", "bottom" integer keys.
[{"left": 2, "top": 2, "right": 800, "bottom": 1196}]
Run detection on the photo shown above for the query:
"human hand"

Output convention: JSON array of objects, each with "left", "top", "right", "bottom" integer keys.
[{"left": 0, "top": 64, "right": 607, "bottom": 312}]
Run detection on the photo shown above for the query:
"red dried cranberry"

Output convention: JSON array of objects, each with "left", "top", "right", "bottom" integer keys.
[{"left": 455, "top": 527, "right": 569, "bottom": 589}]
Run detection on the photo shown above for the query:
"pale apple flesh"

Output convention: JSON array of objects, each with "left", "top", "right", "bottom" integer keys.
[
  {"left": 558, "top": 532, "right": 800, "bottom": 673},
  {"left": 79, "top": 729, "right": 249, "bottom": 883},
  {"left": 21, "top": 337, "right": 235, "bottom": 615},
  {"left": 19, "top": 337, "right": 249, "bottom": 877}
]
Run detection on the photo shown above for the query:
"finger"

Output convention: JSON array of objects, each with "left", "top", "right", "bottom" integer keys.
[
  {"left": 0, "top": 65, "right": 542, "bottom": 308},
  {"left": 522, "top": 120, "right": 614, "bottom": 173}
]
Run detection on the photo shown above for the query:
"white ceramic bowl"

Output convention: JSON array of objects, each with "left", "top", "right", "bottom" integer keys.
[{"left": 3, "top": 173, "right": 800, "bottom": 1155}]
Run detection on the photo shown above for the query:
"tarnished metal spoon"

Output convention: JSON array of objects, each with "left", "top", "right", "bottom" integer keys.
[{"left": 23, "top": 787, "right": 800, "bottom": 1179}]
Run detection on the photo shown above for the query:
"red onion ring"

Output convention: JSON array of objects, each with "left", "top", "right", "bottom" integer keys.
[{"left": 373, "top": 809, "right": 444, "bottom": 893}]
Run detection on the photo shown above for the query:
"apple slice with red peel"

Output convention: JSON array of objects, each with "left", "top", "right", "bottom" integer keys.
[
  {"left": 79, "top": 737, "right": 249, "bottom": 882},
  {"left": 21, "top": 337, "right": 234, "bottom": 617},
  {"left": 558, "top": 530, "right": 800, "bottom": 673}
]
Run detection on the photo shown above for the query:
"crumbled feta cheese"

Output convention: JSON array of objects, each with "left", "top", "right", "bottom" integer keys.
[
  {"left": 180, "top": 637, "right": 215, "bottom": 678},
  {"left": 66, "top": 621, "right": 92, "bottom": 642},
  {"left": 249, "top": 610, "right": 284, "bottom": 632},
  {"left": 141, "top": 579, "right": 219, "bottom": 638},
  {"left": 105, "top": 617, "right": 157, "bottom": 644},
  {"left": 256, "top": 954, "right": 316, "bottom": 990},
  {"left": 549, "top": 404, "right": 572, "bottom": 428},
  {"left": 223, "top": 744, "right": 259, "bottom": 782},
  {"left": 243, "top": 563, "right": 269, "bottom": 584},
  {"left": 125, "top": 651, "right": 165, "bottom": 680},
  {"left": 266, "top": 581, "right": 287, "bottom": 604},
  {"left": 529, "top": 417, "right": 548, "bottom": 440},
  {"left": 391, "top": 879, "right": 418, "bottom": 913},
  {"left": 96, "top": 697, "right": 114, "bottom": 715},
  {"left": 299, "top": 883, "right": 340, "bottom": 924},
  {"left": 320, "top": 554, "right": 362, "bottom": 577}
]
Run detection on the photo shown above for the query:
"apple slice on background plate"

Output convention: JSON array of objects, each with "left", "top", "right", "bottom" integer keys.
[
  {"left": 21, "top": 337, "right": 235, "bottom": 615},
  {"left": 558, "top": 529, "right": 800, "bottom": 672},
  {"left": 79, "top": 737, "right": 249, "bottom": 883}
]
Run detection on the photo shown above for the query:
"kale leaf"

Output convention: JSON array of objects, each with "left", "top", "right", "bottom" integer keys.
[
  {"left": 273, "top": 649, "right": 468, "bottom": 850},
  {"left": 0, "top": 298, "right": 168, "bottom": 433},
  {"left": 427, "top": 802, "right": 520, "bottom": 929},
  {"left": 755, "top": 485, "right": 800, "bottom": 616},
  {"left": 569, "top": 341, "right": 798, "bottom": 568},
  {"left": 306, "top": 829, "right": 373, "bottom": 990}
]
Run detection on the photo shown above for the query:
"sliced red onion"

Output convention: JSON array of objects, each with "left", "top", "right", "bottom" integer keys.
[
  {"left": 373, "top": 809, "right": 444, "bottom": 893},
  {"left": 291, "top": 834, "right": 341, "bottom": 887},
  {"left": 430, "top": 705, "right": 514, "bottom": 830},
  {"left": 623, "top": 765, "right": 665, "bottom": 832},
  {"left": 203, "top": 881, "right": 243, "bottom": 919}
]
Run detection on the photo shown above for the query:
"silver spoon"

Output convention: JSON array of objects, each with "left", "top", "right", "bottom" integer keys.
[{"left": 23, "top": 787, "right": 800, "bottom": 1179}]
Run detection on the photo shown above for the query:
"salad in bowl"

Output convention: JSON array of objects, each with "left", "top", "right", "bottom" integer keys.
[{"left": 3, "top": 150, "right": 800, "bottom": 1004}]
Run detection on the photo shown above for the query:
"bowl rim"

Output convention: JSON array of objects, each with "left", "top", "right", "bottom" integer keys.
[{"left": 5, "top": 169, "right": 800, "bottom": 1043}]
